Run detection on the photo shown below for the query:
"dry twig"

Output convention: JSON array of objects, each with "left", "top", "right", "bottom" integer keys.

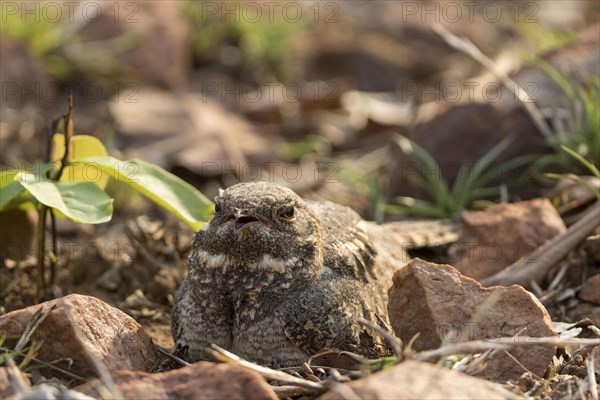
[
  {"left": 482, "top": 201, "right": 599, "bottom": 288},
  {"left": 358, "top": 317, "right": 404, "bottom": 360},
  {"left": 15, "top": 304, "right": 56, "bottom": 351},
  {"left": 414, "top": 336, "right": 600, "bottom": 362},
  {"left": 156, "top": 346, "right": 190, "bottom": 367},
  {"left": 432, "top": 23, "right": 554, "bottom": 140},
  {"left": 211, "top": 344, "right": 325, "bottom": 392}
]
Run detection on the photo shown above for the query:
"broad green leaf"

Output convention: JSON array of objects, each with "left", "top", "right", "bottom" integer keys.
[
  {"left": 1, "top": 169, "right": 20, "bottom": 188},
  {"left": 51, "top": 134, "right": 110, "bottom": 189},
  {"left": 79, "top": 157, "right": 213, "bottom": 230},
  {"left": 0, "top": 170, "right": 33, "bottom": 211},
  {"left": 18, "top": 172, "right": 113, "bottom": 224},
  {"left": 0, "top": 180, "right": 26, "bottom": 210}
]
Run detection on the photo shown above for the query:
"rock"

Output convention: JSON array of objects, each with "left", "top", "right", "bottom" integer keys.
[
  {"left": 0, "top": 294, "right": 158, "bottom": 379},
  {"left": 389, "top": 24, "right": 600, "bottom": 200},
  {"left": 110, "top": 89, "right": 280, "bottom": 174},
  {"left": 591, "top": 346, "right": 600, "bottom": 377},
  {"left": 449, "top": 199, "right": 566, "bottom": 280},
  {"left": 75, "top": 362, "right": 277, "bottom": 400},
  {"left": 579, "top": 274, "right": 600, "bottom": 305},
  {"left": 0, "top": 366, "right": 31, "bottom": 399},
  {"left": 388, "top": 259, "right": 557, "bottom": 382},
  {"left": 568, "top": 302, "right": 600, "bottom": 329},
  {"left": 390, "top": 103, "right": 549, "bottom": 200},
  {"left": 320, "top": 360, "right": 515, "bottom": 399}
]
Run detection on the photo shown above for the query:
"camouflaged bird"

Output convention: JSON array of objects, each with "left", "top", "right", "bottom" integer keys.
[{"left": 172, "top": 181, "right": 458, "bottom": 367}]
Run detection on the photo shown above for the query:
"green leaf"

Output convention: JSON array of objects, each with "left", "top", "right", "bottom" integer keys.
[
  {"left": 17, "top": 172, "right": 113, "bottom": 224},
  {"left": 79, "top": 157, "right": 213, "bottom": 230},
  {"left": 51, "top": 134, "right": 110, "bottom": 189},
  {"left": 1, "top": 170, "right": 25, "bottom": 210},
  {"left": 0, "top": 180, "right": 26, "bottom": 210},
  {"left": 1, "top": 169, "right": 20, "bottom": 188}
]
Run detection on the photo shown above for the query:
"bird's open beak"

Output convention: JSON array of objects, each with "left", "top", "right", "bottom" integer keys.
[{"left": 234, "top": 214, "right": 260, "bottom": 231}]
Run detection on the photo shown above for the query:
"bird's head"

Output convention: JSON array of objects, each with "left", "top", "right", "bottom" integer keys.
[{"left": 191, "top": 182, "right": 323, "bottom": 277}]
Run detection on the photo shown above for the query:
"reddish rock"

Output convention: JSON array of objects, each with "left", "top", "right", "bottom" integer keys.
[
  {"left": 0, "top": 294, "right": 158, "bottom": 378},
  {"left": 388, "top": 259, "right": 557, "bottom": 382},
  {"left": 591, "top": 346, "right": 600, "bottom": 378},
  {"left": 579, "top": 274, "right": 600, "bottom": 305},
  {"left": 320, "top": 360, "right": 514, "bottom": 399},
  {"left": 449, "top": 199, "right": 566, "bottom": 280},
  {"left": 76, "top": 362, "right": 277, "bottom": 400}
]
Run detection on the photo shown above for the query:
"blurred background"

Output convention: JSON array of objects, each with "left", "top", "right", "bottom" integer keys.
[
  {"left": 1, "top": 0, "right": 599, "bottom": 348},
  {"left": 1, "top": 0, "right": 599, "bottom": 220}
]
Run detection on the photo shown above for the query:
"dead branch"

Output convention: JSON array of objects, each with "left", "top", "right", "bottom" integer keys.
[{"left": 481, "top": 201, "right": 599, "bottom": 288}]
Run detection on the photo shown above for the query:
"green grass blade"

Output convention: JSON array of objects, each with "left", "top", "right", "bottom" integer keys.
[
  {"left": 389, "top": 197, "right": 450, "bottom": 218},
  {"left": 474, "top": 154, "right": 538, "bottom": 190},
  {"left": 528, "top": 56, "right": 576, "bottom": 101},
  {"left": 467, "top": 186, "right": 503, "bottom": 200},
  {"left": 546, "top": 173, "right": 600, "bottom": 200},
  {"left": 560, "top": 145, "right": 600, "bottom": 179},
  {"left": 453, "top": 136, "right": 513, "bottom": 206},
  {"left": 395, "top": 135, "right": 451, "bottom": 209}
]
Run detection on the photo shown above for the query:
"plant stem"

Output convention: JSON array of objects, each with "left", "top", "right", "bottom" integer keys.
[
  {"left": 35, "top": 205, "right": 47, "bottom": 298},
  {"left": 37, "top": 94, "right": 74, "bottom": 298},
  {"left": 49, "top": 208, "right": 58, "bottom": 292},
  {"left": 55, "top": 95, "right": 73, "bottom": 181}
]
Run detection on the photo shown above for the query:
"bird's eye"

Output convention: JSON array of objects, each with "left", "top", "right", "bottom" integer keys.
[
  {"left": 214, "top": 203, "right": 221, "bottom": 213},
  {"left": 280, "top": 206, "right": 295, "bottom": 220}
]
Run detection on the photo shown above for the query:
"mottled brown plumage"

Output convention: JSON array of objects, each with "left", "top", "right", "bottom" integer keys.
[{"left": 172, "top": 182, "right": 457, "bottom": 367}]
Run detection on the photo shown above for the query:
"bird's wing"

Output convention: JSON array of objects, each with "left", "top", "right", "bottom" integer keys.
[
  {"left": 374, "top": 219, "right": 461, "bottom": 249},
  {"left": 308, "top": 201, "right": 378, "bottom": 283},
  {"left": 280, "top": 277, "right": 391, "bottom": 358}
]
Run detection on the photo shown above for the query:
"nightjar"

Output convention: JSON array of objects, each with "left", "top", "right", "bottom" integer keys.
[{"left": 172, "top": 181, "right": 457, "bottom": 367}]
